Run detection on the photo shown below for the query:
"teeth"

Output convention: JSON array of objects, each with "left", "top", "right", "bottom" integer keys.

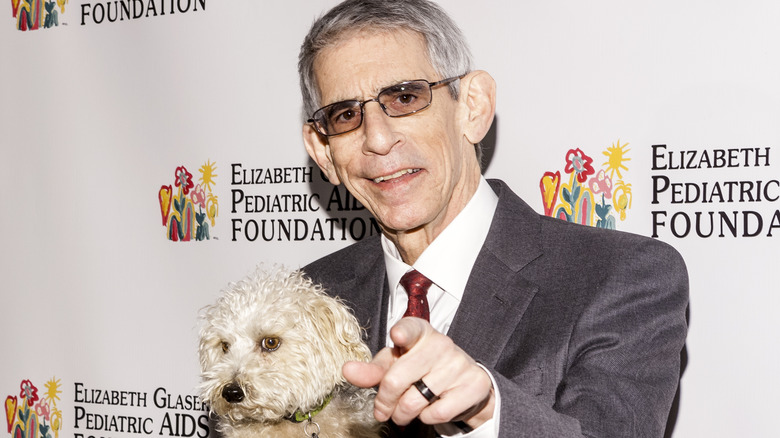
[{"left": 373, "top": 169, "right": 420, "bottom": 183}]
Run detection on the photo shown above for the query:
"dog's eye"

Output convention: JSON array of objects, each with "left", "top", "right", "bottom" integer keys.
[
  {"left": 221, "top": 341, "right": 230, "bottom": 353},
  {"left": 260, "top": 337, "right": 281, "bottom": 352}
]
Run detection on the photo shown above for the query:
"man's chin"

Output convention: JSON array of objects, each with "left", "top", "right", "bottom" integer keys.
[{"left": 374, "top": 212, "right": 438, "bottom": 238}]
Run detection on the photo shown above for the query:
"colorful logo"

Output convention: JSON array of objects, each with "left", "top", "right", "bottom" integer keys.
[
  {"left": 158, "top": 160, "right": 219, "bottom": 241},
  {"left": 10, "top": 0, "right": 68, "bottom": 31},
  {"left": 540, "top": 140, "right": 632, "bottom": 229},
  {"left": 5, "top": 378, "right": 62, "bottom": 438}
]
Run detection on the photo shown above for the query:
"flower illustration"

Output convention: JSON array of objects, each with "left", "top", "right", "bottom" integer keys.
[
  {"left": 540, "top": 141, "right": 631, "bottom": 228},
  {"left": 613, "top": 181, "right": 633, "bottom": 221},
  {"left": 206, "top": 193, "right": 219, "bottom": 227},
  {"left": 36, "top": 399, "right": 51, "bottom": 421},
  {"left": 564, "top": 148, "right": 595, "bottom": 183},
  {"left": 161, "top": 162, "right": 219, "bottom": 241},
  {"left": 190, "top": 184, "right": 207, "bottom": 209},
  {"left": 20, "top": 380, "right": 39, "bottom": 406},
  {"left": 589, "top": 169, "right": 613, "bottom": 198},
  {"left": 174, "top": 166, "right": 194, "bottom": 195},
  {"left": 51, "top": 408, "right": 63, "bottom": 438}
]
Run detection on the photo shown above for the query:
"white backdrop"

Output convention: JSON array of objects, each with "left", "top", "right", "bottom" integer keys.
[{"left": 2, "top": 1, "right": 778, "bottom": 437}]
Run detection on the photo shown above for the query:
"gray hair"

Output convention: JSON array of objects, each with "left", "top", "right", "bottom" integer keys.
[{"left": 298, "top": 0, "right": 473, "bottom": 119}]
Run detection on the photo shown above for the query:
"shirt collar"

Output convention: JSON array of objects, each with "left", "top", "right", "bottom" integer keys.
[{"left": 382, "top": 176, "right": 498, "bottom": 298}]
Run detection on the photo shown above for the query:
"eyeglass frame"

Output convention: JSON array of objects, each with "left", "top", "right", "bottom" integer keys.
[{"left": 307, "top": 74, "right": 466, "bottom": 137}]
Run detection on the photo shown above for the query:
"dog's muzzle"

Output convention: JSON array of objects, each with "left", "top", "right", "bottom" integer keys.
[{"left": 221, "top": 383, "right": 245, "bottom": 403}]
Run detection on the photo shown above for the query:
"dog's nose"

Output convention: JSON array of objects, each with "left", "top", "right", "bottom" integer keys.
[{"left": 221, "top": 383, "right": 245, "bottom": 403}]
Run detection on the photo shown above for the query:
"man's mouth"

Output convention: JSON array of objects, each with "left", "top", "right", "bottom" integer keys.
[{"left": 373, "top": 168, "right": 421, "bottom": 183}]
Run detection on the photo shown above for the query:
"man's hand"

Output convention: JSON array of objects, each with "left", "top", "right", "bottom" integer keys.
[{"left": 342, "top": 317, "right": 495, "bottom": 429}]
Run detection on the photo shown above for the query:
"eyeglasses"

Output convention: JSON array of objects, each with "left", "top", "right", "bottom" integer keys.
[{"left": 307, "top": 75, "right": 465, "bottom": 137}]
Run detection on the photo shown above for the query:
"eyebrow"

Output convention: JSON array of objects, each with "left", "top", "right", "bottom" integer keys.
[{"left": 326, "top": 78, "right": 418, "bottom": 105}]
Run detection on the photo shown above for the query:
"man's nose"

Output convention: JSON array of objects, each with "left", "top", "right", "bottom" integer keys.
[{"left": 361, "top": 101, "right": 397, "bottom": 155}]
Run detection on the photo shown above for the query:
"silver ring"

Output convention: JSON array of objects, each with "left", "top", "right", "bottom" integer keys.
[{"left": 413, "top": 379, "right": 438, "bottom": 402}]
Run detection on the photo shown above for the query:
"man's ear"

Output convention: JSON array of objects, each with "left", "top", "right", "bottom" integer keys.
[
  {"left": 459, "top": 70, "right": 496, "bottom": 145},
  {"left": 303, "top": 124, "right": 341, "bottom": 185}
]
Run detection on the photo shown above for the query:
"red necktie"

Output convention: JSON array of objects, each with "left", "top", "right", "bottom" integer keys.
[{"left": 400, "top": 270, "right": 432, "bottom": 321}]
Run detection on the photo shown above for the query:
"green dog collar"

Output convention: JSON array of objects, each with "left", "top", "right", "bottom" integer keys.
[{"left": 289, "top": 393, "right": 333, "bottom": 423}]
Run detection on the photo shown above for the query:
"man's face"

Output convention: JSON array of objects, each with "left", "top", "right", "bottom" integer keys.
[{"left": 306, "top": 30, "right": 481, "bottom": 241}]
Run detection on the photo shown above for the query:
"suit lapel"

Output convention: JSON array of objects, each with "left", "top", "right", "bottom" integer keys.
[
  {"left": 353, "top": 258, "right": 389, "bottom": 356},
  {"left": 447, "top": 180, "right": 544, "bottom": 368},
  {"left": 448, "top": 250, "right": 539, "bottom": 367}
]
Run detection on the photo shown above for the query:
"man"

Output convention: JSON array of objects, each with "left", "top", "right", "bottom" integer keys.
[{"left": 298, "top": 1, "right": 689, "bottom": 437}]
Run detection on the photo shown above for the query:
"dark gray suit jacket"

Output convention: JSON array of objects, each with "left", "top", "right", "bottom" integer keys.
[{"left": 303, "top": 179, "right": 689, "bottom": 437}]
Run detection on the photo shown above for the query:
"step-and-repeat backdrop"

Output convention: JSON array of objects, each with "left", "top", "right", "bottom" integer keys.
[{"left": 2, "top": 1, "right": 777, "bottom": 437}]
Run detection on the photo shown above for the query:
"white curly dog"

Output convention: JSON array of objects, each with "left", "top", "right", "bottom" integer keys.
[{"left": 199, "top": 267, "right": 381, "bottom": 438}]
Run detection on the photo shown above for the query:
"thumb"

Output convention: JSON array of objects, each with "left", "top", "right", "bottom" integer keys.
[
  {"left": 389, "top": 317, "right": 430, "bottom": 351},
  {"left": 342, "top": 347, "right": 394, "bottom": 388}
]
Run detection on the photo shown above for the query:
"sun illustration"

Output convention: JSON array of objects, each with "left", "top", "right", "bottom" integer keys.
[
  {"left": 44, "top": 377, "right": 62, "bottom": 403},
  {"left": 199, "top": 160, "right": 218, "bottom": 193},
  {"left": 602, "top": 140, "right": 630, "bottom": 180}
]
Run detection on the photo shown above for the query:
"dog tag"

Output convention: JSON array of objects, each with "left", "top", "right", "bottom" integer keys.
[{"left": 303, "top": 419, "right": 320, "bottom": 438}]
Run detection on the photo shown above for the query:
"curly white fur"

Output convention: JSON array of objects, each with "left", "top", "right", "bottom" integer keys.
[{"left": 198, "top": 266, "right": 381, "bottom": 438}]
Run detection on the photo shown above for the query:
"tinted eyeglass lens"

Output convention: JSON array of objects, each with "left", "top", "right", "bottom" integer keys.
[
  {"left": 311, "top": 80, "right": 435, "bottom": 136},
  {"left": 379, "top": 81, "right": 432, "bottom": 116},
  {"left": 320, "top": 100, "right": 362, "bottom": 135}
]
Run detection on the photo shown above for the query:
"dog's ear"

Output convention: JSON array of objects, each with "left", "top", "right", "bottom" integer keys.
[
  {"left": 304, "top": 293, "right": 372, "bottom": 364},
  {"left": 198, "top": 316, "right": 222, "bottom": 371}
]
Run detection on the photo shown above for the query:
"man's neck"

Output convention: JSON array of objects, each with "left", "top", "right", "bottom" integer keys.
[{"left": 382, "top": 172, "right": 483, "bottom": 264}]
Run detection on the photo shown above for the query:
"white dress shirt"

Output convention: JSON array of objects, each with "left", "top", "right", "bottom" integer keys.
[{"left": 381, "top": 177, "right": 500, "bottom": 438}]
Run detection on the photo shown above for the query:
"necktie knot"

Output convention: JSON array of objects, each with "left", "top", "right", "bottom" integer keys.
[{"left": 400, "top": 270, "right": 432, "bottom": 321}]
